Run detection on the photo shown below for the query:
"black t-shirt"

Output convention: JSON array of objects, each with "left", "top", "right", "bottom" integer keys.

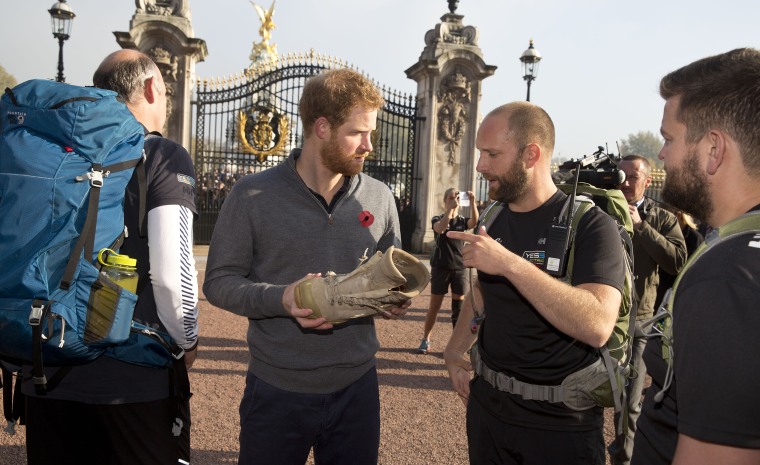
[
  {"left": 122, "top": 135, "right": 198, "bottom": 330},
  {"left": 472, "top": 190, "right": 626, "bottom": 430},
  {"left": 431, "top": 214, "right": 470, "bottom": 270},
  {"left": 638, "top": 219, "right": 760, "bottom": 462}
]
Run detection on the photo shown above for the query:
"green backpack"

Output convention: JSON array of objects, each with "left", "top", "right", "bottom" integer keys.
[{"left": 475, "top": 182, "right": 637, "bottom": 439}]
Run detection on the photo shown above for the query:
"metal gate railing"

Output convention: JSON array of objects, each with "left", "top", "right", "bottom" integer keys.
[{"left": 191, "top": 52, "right": 418, "bottom": 247}]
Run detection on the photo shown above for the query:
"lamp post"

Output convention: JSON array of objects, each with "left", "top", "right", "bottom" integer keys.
[
  {"left": 519, "top": 39, "right": 542, "bottom": 102},
  {"left": 48, "top": 0, "right": 75, "bottom": 83}
]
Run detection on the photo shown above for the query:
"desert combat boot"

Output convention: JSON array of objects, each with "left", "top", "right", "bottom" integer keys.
[{"left": 294, "top": 246, "right": 430, "bottom": 324}]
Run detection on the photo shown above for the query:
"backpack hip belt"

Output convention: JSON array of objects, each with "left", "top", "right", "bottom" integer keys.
[
  {"left": 472, "top": 344, "right": 616, "bottom": 411},
  {"left": 472, "top": 344, "right": 565, "bottom": 403}
]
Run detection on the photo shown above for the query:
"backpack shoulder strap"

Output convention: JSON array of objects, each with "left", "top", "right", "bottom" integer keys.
[
  {"left": 476, "top": 201, "right": 505, "bottom": 233},
  {"left": 652, "top": 209, "right": 760, "bottom": 401},
  {"left": 563, "top": 195, "right": 595, "bottom": 282},
  {"left": 134, "top": 132, "right": 161, "bottom": 238},
  {"left": 669, "top": 210, "right": 760, "bottom": 307}
]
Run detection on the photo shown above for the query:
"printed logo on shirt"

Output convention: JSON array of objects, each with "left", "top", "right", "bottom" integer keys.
[
  {"left": 522, "top": 250, "right": 545, "bottom": 268},
  {"left": 749, "top": 233, "right": 760, "bottom": 249},
  {"left": 176, "top": 173, "right": 196, "bottom": 188}
]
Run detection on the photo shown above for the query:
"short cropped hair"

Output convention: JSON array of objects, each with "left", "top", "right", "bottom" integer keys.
[
  {"left": 299, "top": 68, "right": 385, "bottom": 134},
  {"left": 622, "top": 154, "right": 652, "bottom": 177},
  {"left": 488, "top": 102, "right": 555, "bottom": 157},
  {"left": 93, "top": 52, "right": 159, "bottom": 104},
  {"left": 660, "top": 47, "right": 760, "bottom": 176}
]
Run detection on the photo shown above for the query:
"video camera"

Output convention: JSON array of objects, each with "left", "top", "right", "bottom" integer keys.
[
  {"left": 543, "top": 145, "right": 625, "bottom": 278},
  {"left": 553, "top": 146, "right": 626, "bottom": 190}
]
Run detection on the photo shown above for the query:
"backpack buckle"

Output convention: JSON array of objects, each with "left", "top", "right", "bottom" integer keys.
[
  {"left": 171, "top": 346, "right": 186, "bottom": 361},
  {"left": 29, "top": 303, "right": 45, "bottom": 326},
  {"left": 74, "top": 169, "right": 104, "bottom": 187},
  {"left": 89, "top": 169, "right": 104, "bottom": 188}
]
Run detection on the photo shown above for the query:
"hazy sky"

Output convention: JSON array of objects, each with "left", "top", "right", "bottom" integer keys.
[{"left": 3, "top": 0, "right": 758, "bottom": 159}]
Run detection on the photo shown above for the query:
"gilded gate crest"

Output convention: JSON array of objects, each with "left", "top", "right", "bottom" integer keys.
[{"left": 237, "top": 105, "right": 290, "bottom": 162}]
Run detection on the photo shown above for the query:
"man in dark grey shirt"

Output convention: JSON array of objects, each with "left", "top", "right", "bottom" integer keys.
[{"left": 204, "top": 68, "right": 410, "bottom": 465}]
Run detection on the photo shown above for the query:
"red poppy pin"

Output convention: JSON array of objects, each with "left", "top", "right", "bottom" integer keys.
[{"left": 358, "top": 210, "right": 375, "bottom": 227}]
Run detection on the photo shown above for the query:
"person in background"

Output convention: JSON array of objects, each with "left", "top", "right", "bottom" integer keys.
[
  {"left": 654, "top": 209, "right": 704, "bottom": 310},
  {"left": 633, "top": 47, "right": 760, "bottom": 465},
  {"left": 608, "top": 154, "right": 686, "bottom": 465},
  {"left": 417, "top": 187, "right": 478, "bottom": 354}
]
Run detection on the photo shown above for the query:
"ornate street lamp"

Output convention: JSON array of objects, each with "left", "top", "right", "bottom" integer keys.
[
  {"left": 48, "top": 0, "right": 76, "bottom": 83},
  {"left": 519, "top": 39, "right": 542, "bottom": 102}
]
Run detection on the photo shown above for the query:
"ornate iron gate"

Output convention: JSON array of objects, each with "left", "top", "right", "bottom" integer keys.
[{"left": 191, "top": 52, "right": 419, "bottom": 248}]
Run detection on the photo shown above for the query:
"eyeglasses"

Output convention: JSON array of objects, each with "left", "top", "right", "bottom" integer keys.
[{"left": 449, "top": 191, "right": 460, "bottom": 200}]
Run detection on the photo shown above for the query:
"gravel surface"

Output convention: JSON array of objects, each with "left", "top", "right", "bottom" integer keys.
[{"left": 0, "top": 249, "right": 621, "bottom": 464}]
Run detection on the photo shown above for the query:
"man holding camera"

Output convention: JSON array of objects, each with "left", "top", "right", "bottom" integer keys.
[
  {"left": 608, "top": 154, "right": 686, "bottom": 465},
  {"left": 416, "top": 187, "right": 478, "bottom": 354}
]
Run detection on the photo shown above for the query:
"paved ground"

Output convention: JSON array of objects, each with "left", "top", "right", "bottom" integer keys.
[{"left": 0, "top": 248, "right": 621, "bottom": 464}]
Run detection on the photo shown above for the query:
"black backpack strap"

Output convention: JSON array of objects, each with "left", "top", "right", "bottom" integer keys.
[
  {"left": 467, "top": 201, "right": 505, "bottom": 332},
  {"left": 136, "top": 132, "right": 161, "bottom": 238},
  {"left": 4, "top": 87, "right": 18, "bottom": 106},
  {"left": 61, "top": 163, "right": 105, "bottom": 289},
  {"left": 103, "top": 154, "right": 148, "bottom": 237},
  {"left": 135, "top": 154, "right": 148, "bottom": 238},
  {"left": 476, "top": 201, "right": 505, "bottom": 232},
  {"left": 29, "top": 300, "right": 49, "bottom": 395},
  {"left": 170, "top": 357, "right": 192, "bottom": 461},
  {"left": 61, "top": 155, "right": 144, "bottom": 289},
  {"left": 1, "top": 365, "right": 13, "bottom": 423}
]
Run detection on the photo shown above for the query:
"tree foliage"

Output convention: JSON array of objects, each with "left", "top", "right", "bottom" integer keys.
[
  {"left": 0, "top": 64, "right": 17, "bottom": 91},
  {"left": 618, "top": 130, "right": 663, "bottom": 166}
]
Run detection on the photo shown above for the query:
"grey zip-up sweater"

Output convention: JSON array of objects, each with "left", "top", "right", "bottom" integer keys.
[{"left": 203, "top": 150, "right": 401, "bottom": 393}]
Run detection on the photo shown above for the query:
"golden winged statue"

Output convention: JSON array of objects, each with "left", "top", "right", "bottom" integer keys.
[
  {"left": 249, "top": 0, "right": 278, "bottom": 63},
  {"left": 250, "top": 0, "right": 276, "bottom": 42}
]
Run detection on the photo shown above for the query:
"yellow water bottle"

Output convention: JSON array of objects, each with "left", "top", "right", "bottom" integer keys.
[
  {"left": 98, "top": 249, "right": 138, "bottom": 293},
  {"left": 87, "top": 249, "right": 139, "bottom": 344}
]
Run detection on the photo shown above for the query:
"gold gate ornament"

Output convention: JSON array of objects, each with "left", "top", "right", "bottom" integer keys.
[{"left": 238, "top": 106, "right": 290, "bottom": 162}]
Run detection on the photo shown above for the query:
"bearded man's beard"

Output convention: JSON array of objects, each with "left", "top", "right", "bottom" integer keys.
[
  {"left": 319, "top": 133, "right": 365, "bottom": 176},
  {"left": 662, "top": 148, "right": 712, "bottom": 224},
  {"left": 489, "top": 157, "right": 529, "bottom": 204}
]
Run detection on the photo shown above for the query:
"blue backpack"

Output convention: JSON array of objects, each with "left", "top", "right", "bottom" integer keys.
[{"left": 0, "top": 80, "right": 181, "bottom": 397}]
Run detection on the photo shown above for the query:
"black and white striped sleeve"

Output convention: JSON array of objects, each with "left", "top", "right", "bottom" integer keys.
[{"left": 147, "top": 204, "right": 199, "bottom": 349}]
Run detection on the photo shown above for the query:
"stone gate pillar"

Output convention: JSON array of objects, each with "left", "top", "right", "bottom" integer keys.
[
  {"left": 405, "top": 2, "right": 496, "bottom": 253},
  {"left": 114, "top": 0, "right": 207, "bottom": 151}
]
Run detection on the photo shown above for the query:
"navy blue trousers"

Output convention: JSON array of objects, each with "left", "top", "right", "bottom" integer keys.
[{"left": 238, "top": 366, "right": 380, "bottom": 465}]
